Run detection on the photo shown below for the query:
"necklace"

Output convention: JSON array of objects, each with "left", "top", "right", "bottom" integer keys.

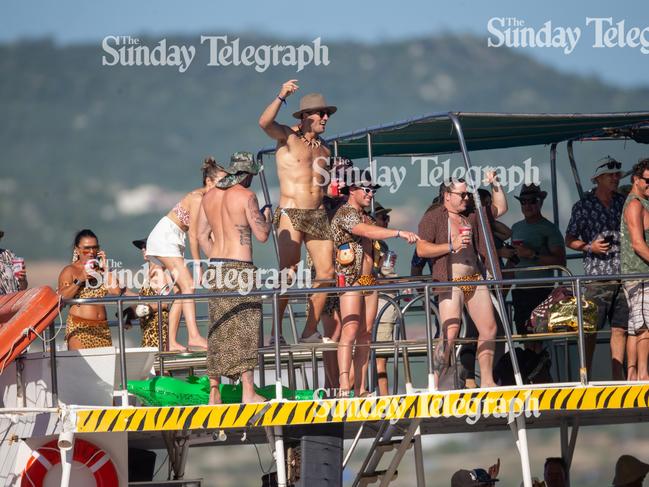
[{"left": 296, "top": 128, "right": 322, "bottom": 148}]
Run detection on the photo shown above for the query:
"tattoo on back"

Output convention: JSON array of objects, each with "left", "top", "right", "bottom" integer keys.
[{"left": 235, "top": 224, "right": 252, "bottom": 247}]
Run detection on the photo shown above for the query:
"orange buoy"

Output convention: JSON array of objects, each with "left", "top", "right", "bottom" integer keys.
[{"left": 21, "top": 438, "right": 119, "bottom": 487}]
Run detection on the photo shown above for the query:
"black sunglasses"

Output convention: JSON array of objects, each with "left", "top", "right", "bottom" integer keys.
[
  {"left": 597, "top": 160, "right": 622, "bottom": 170},
  {"left": 640, "top": 176, "right": 649, "bottom": 184},
  {"left": 309, "top": 110, "right": 331, "bottom": 118},
  {"left": 448, "top": 191, "right": 470, "bottom": 199},
  {"left": 520, "top": 198, "right": 539, "bottom": 205}
]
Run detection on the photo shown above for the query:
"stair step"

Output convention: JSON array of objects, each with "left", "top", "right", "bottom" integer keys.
[
  {"left": 360, "top": 469, "right": 398, "bottom": 483},
  {"left": 376, "top": 438, "right": 414, "bottom": 452}
]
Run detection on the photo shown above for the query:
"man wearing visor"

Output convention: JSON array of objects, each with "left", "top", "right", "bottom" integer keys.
[{"left": 566, "top": 155, "right": 629, "bottom": 380}]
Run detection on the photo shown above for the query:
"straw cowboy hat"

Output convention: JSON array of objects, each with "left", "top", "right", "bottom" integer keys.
[
  {"left": 215, "top": 152, "right": 261, "bottom": 189},
  {"left": 292, "top": 93, "right": 338, "bottom": 119}
]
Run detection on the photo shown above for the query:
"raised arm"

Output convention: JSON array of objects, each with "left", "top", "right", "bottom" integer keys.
[
  {"left": 244, "top": 193, "right": 272, "bottom": 243},
  {"left": 258, "top": 79, "right": 299, "bottom": 142},
  {"left": 485, "top": 170, "right": 507, "bottom": 218}
]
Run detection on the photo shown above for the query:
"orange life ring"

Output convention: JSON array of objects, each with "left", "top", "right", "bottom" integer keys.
[{"left": 21, "top": 438, "right": 118, "bottom": 487}]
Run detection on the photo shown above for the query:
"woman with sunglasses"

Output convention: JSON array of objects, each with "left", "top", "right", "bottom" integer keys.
[
  {"left": 331, "top": 173, "right": 418, "bottom": 397},
  {"left": 57, "top": 229, "right": 127, "bottom": 350}
]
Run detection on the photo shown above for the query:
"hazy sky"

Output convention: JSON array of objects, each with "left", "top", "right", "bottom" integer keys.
[{"left": 2, "top": 0, "right": 649, "bottom": 88}]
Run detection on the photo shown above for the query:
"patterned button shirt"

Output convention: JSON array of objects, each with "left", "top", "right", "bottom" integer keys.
[{"left": 565, "top": 191, "right": 625, "bottom": 275}]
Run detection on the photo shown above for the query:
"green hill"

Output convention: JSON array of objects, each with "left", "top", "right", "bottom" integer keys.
[{"left": 1, "top": 33, "right": 648, "bottom": 268}]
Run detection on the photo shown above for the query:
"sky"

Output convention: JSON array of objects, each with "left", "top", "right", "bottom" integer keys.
[{"left": 2, "top": 0, "right": 649, "bottom": 88}]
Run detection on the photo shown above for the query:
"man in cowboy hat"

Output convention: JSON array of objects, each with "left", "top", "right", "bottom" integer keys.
[
  {"left": 0, "top": 230, "right": 27, "bottom": 295},
  {"left": 259, "top": 80, "right": 338, "bottom": 343},
  {"left": 510, "top": 184, "right": 566, "bottom": 335},
  {"left": 566, "top": 155, "right": 629, "bottom": 380},
  {"left": 198, "top": 152, "right": 271, "bottom": 405}
]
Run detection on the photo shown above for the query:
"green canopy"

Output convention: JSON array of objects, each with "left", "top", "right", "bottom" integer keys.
[{"left": 260, "top": 112, "right": 649, "bottom": 159}]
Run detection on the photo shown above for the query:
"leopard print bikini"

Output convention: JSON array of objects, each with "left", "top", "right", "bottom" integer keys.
[{"left": 66, "top": 283, "right": 112, "bottom": 348}]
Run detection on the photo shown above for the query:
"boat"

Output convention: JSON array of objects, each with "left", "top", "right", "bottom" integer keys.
[{"left": 2, "top": 111, "right": 649, "bottom": 487}]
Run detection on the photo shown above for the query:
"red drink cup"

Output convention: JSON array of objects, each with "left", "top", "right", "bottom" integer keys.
[
  {"left": 336, "top": 273, "right": 346, "bottom": 287},
  {"left": 512, "top": 239, "right": 524, "bottom": 246},
  {"left": 330, "top": 179, "right": 339, "bottom": 197},
  {"left": 459, "top": 224, "right": 472, "bottom": 238},
  {"left": 12, "top": 257, "right": 24, "bottom": 277}
]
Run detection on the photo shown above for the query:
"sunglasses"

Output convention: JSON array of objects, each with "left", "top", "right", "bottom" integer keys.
[
  {"left": 597, "top": 160, "right": 622, "bottom": 170},
  {"left": 359, "top": 187, "right": 377, "bottom": 195},
  {"left": 640, "top": 177, "right": 649, "bottom": 184},
  {"left": 520, "top": 198, "right": 539, "bottom": 205},
  {"left": 80, "top": 245, "right": 100, "bottom": 251},
  {"left": 448, "top": 191, "right": 470, "bottom": 199},
  {"left": 309, "top": 110, "right": 331, "bottom": 118}
]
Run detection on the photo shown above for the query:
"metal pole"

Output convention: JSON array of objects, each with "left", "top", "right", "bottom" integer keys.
[
  {"left": 423, "top": 285, "right": 435, "bottom": 391},
  {"left": 450, "top": 112, "right": 532, "bottom": 487},
  {"left": 48, "top": 322, "right": 58, "bottom": 407},
  {"left": 367, "top": 133, "right": 376, "bottom": 214},
  {"left": 567, "top": 140, "right": 585, "bottom": 200},
  {"left": 333, "top": 140, "right": 339, "bottom": 157},
  {"left": 157, "top": 299, "right": 165, "bottom": 376},
  {"left": 550, "top": 143, "right": 560, "bottom": 226},
  {"left": 448, "top": 112, "right": 524, "bottom": 385},
  {"left": 272, "top": 290, "right": 287, "bottom": 487},
  {"left": 575, "top": 278, "right": 588, "bottom": 385},
  {"left": 257, "top": 153, "right": 308, "bottom": 388},
  {"left": 512, "top": 415, "right": 533, "bottom": 487},
  {"left": 272, "top": 293, "right": 283, "bottom": 400},
  {"left": 257, "top": 153, "right": 301, "bottom": 345},
  {"left": 116, "top": 300, "right": 129, "bottom": 406}
]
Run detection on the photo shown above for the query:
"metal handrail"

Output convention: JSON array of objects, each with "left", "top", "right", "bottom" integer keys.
[{"left": 54, "top": 271, "right": 649, "bottom": 405}]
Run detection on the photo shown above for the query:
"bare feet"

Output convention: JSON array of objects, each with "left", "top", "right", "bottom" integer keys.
[
  {"left": 242, "top": 393, "right": 267, "bottom": 404},
  {"left": 464, "top": 379, "right": 478, "bottom": 389},
  {"left": 188, "top": 336, "right": 208, "bottom": 350},
  {"left": 480, "top": 381, "right": 497, "bottom": 388},
  {"left": 169, "top": 342, "right": 188, "bottom": 353}
]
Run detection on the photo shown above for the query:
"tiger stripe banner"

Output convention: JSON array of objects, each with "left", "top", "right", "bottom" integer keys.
[{"left": 74, "top": 384, "right": 649, "bottom": 433}]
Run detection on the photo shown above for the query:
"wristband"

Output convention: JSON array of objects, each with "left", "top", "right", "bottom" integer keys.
[{"left": 277, "top": 96, "right": 287, "bottom": 106}]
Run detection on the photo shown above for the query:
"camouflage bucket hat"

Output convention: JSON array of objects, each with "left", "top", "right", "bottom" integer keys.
[{"left": 215, "top": 152, "right": 261, "bottom": 189}]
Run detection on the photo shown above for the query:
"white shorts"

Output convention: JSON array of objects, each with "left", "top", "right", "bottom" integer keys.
[
  {"left": 146, "top": 216, "right": 186, "bottom": 259},
  {"left": 623, "top": 280, "right": 649, "bottom": 336}
]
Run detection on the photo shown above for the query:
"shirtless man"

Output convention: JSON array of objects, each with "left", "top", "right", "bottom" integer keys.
[
  {"left": 198, "top": 152, "right": 272, "bottom": 404},
  {"left": 416, "top": 179, "right": 498, "bottom": 388},
  {"left": 259, "top": 80, "right": 336, "bottom": 343}
]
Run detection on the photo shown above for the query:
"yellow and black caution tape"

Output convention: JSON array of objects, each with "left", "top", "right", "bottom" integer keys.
[{"left": 74, "top": 384, "right": 649, "bottom": 433}]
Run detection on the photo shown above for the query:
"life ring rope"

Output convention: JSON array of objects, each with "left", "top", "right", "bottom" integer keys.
[{"left": 21, "top": 439, "right": 118, "bottom": 487}]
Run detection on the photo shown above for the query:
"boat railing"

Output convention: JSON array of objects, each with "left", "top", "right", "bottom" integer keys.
[{"left": 47, "top": 269, "right": 649, "bottom": 407}]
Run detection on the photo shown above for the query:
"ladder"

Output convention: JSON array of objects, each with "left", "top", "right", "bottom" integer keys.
[{"left": 352, "top": 419, "right": 425, "bottom": 487}]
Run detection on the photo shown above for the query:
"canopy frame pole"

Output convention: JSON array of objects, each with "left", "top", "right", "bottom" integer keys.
[
  {"left": 449, "top": 112, "right": 532, "bottom": 487},
  {"left": 367, "top": 133, "right": 376, "bottom": 214},
  {"left": 567, "top": 140, "right": 585, "bottom": 200},
  {"left": 550, "top": 143, "right": 560, "bottom": 226},
  {"left": 447, "top": 112, "right": 523, "bottom": 384},
  {"left": 560, "top": 418, "right": 580, "bottom": 487},
  {"left": 257, "top": 153, "right": 309, "bottom": 389}
]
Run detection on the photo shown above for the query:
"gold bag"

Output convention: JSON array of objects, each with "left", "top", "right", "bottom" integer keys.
[{"left": 547, "top": 297, "right": 597, "bottom": 333}]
